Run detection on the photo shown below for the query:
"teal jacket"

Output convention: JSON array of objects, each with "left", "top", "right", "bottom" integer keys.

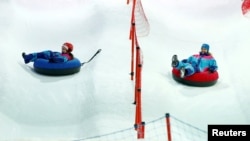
[{"left": 176, "top": 53, "right": 218, "bottom": 76}]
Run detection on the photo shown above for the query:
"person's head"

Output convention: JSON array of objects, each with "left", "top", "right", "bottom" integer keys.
[
  {"left": 62, "top": 42, "right": 73, "bottom": 53},
  {"left": 200, "top": 43, "right": 209, "bottom": 55}
]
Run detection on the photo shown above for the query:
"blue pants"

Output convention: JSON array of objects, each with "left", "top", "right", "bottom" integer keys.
[
  {"left": 23, "top": 50, "right": 61, "bottom": 64},
  {"left": 175, "top": 59, "right": 196, "bottom": 76}
]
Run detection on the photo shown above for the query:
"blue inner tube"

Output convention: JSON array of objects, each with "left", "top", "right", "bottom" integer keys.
[{"left": 33, "top": 58, "right": 81, "bottom": 76}]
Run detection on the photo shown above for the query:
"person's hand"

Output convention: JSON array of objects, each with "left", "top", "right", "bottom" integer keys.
[
  {"left": 209, "top": 66, "right": 216, "bottom": 73},
  {"left": 49, "top": 57, "right": 65, "bottom": 63},
  {"left": 49, "top": 58, "right": 55, "bottom": 63}
]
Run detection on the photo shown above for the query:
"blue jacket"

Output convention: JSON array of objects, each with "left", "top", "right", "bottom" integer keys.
[{"left": 176, "top": 53, "right": 218, "bottom": 76}]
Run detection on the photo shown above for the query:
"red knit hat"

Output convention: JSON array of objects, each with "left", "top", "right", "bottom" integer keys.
[{"left": 63, "top": 42, "right": 73, "bottom": 52}]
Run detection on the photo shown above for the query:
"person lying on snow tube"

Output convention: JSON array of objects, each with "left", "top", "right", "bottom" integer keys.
[
  {"left": 22, "top": 42, "right": 74, "bottom": 64},
  {"left": 171, "top": 43, "right": 218, "bottom": 79}
]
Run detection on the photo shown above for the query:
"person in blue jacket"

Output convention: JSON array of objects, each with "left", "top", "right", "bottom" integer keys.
[
  {"left": 171, "top": 43, "right": 218, "bottom": 78},
  {"left": 22, "top": 42, "right": 74, "bottom": 64}
]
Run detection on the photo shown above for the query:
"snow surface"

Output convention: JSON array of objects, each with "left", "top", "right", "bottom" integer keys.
[{"left": 0, "top": 0, "right": 250, "bottom": 140}]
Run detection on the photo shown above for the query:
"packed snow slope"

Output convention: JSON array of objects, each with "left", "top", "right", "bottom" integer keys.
[{"left": 0, "top": 0, "right": 250, "bottom": 140}]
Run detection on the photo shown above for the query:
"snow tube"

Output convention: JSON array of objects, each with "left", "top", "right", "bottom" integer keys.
[
  {"left": 172, "top": 68, "right": 219, "bottom": 87},
  {"left": 33, "top": 58, "right": 81, "bottom": 76}
]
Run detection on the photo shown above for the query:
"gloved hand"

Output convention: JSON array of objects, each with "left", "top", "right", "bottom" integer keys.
[
  {"left": 49, "top": 57, "right": 61, "bottom": 63},
  {"left": 48, "top": 58, "right": 55, "bottom": 63},
  {"left": 181, "top": 59, "right": 188, "bottom": 63},
  {"left": 49, "top": 57, "right": 67, "bottom": 63},
  {"left": 209, "top": 66, "right": 216, "bottom": 73}
]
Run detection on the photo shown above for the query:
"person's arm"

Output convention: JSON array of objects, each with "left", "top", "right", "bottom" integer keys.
[
  {"left": 209, "top": 59, "right": 218, "bottom": 73},
  {"left": 49, "top": 53, "right": 68, "bottom": 63}
]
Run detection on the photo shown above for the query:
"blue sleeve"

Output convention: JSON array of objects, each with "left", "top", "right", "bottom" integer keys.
[{"left": 209, "top": 59, "right": 218, "bottom": 71}]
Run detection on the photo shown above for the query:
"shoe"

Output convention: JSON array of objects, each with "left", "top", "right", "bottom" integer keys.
[
  {"left": 171, "top": 54, "right": 179, "bottom": 67},
  {"left": 22, "top": 52, "right": 33, "bottom": 64},
  {"left": 22, "top": 52, "right": 26, "bottom": 58},
  {"left": 180, "top": 67, "right": 185, "bottom": 78}
]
